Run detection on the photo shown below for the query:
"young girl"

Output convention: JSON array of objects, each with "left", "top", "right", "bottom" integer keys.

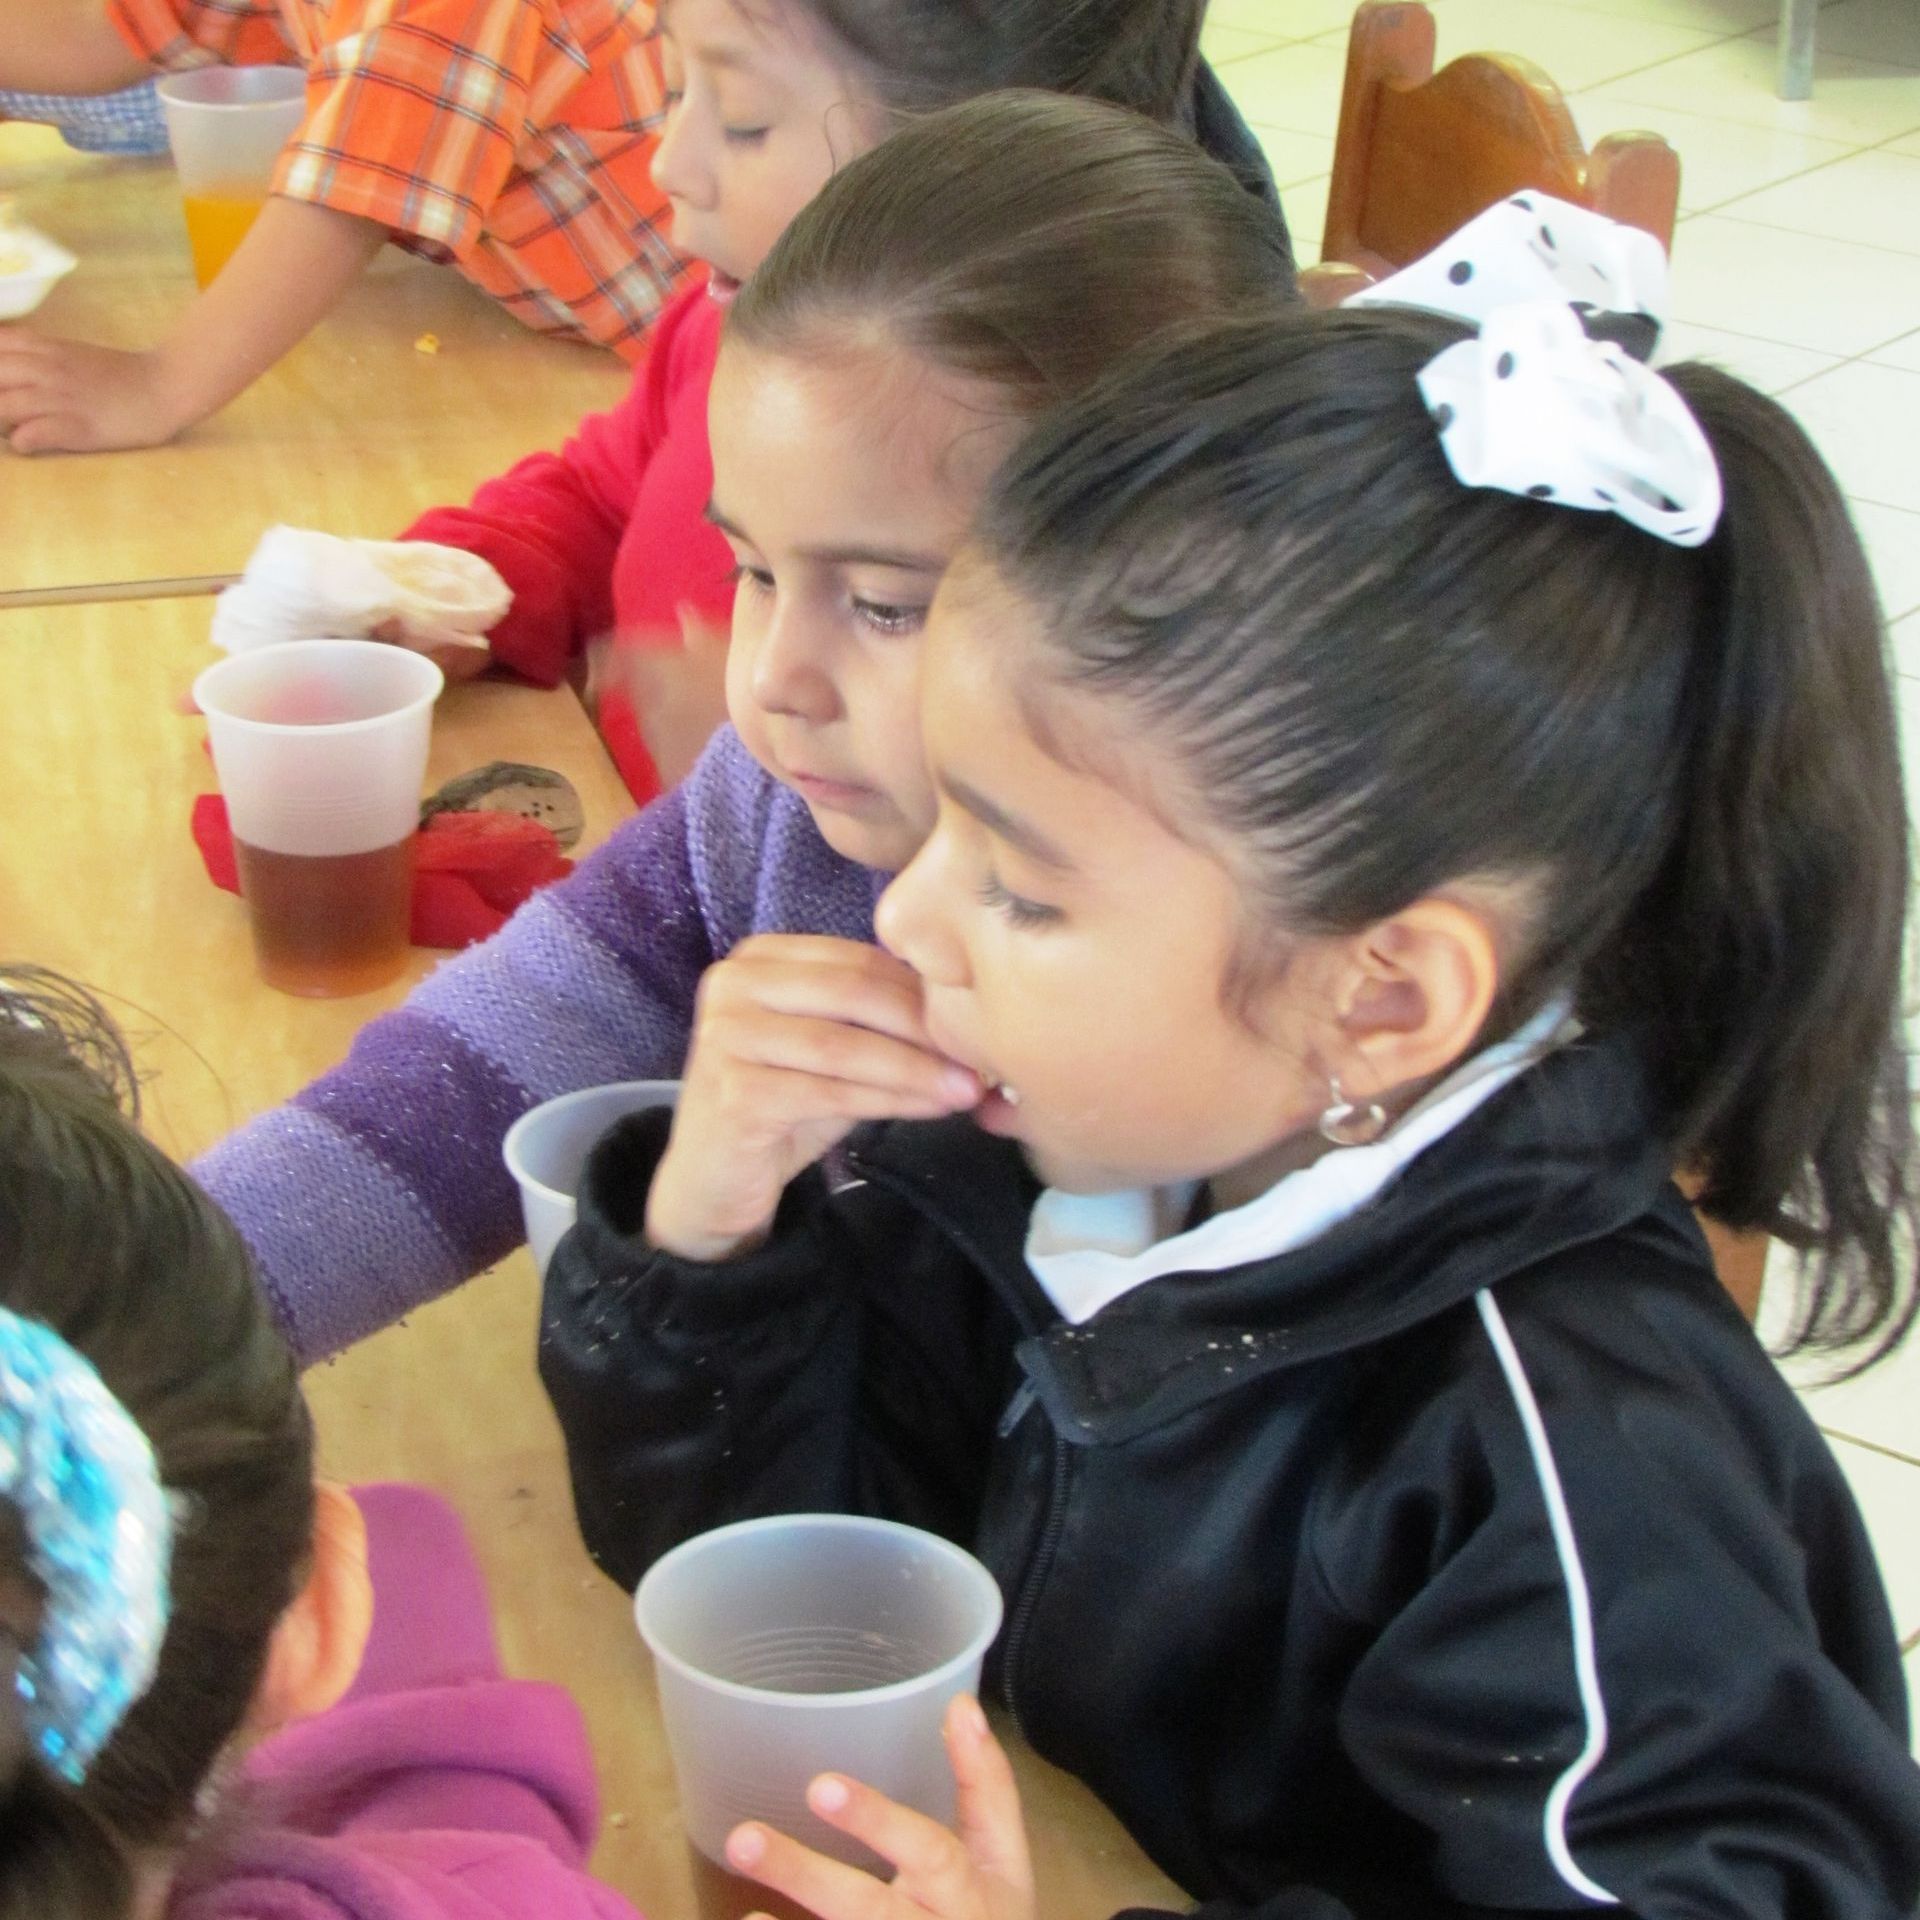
[
  {"left": 189, "top": 91, "right": 1296, "bottom": 1365},
  {"left": 385, "top": 0, "right": 1288, "bottom": 800},
  {"left": 0, "top": 967, "right": 640, "bottom": 1920},
  {"left": 0, "top": 0, "right": 685, "bottom": 454},
  {"left": 540, "top": 201, "right": 1920, "bottom": 1920}
]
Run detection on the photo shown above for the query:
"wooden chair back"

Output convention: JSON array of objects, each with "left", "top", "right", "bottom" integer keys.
[{"left": 1302, "top": 1, "right": 1679, "bottom": 303}]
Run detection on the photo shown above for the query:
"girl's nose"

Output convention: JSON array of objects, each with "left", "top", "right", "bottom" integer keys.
[
  {"left": 876, "top": 841, "right": 968, "bottom": 989},
  {"left": 750, "top": 606, "right": 839, "bottom": 724},
  {"left": 649, "top": 100, "right": 713, "bottom": 210}
]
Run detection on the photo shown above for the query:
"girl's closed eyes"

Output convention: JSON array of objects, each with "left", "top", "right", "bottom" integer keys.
[
  {"left": 975, "top": 874, "right": 1060, "bottom": 931},
  {"left": 728, "top": 560, "right": 930, "bottom": 638},
  {"left": 850, "top": 595, "right": 928, "bottom": 637}
]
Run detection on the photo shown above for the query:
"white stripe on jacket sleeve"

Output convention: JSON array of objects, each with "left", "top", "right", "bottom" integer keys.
[{"left": 1476, "top": 1288, "right": 1621, "bottom": 1906}]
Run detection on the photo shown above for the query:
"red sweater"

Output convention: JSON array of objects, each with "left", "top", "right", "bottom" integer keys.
[{"left": 404, "top": 284, "right": 735, "bottom": 802}]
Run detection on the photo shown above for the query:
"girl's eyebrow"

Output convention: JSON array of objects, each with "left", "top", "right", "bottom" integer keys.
[
  {"left": 942, "top": 775, "right": 1076, "bottom": 872},
  {"left": 656, "top": 7, "right": 758, "bottom": 71},
  {"left": 705, "top": 502, "right": 946, "bottom": 575},
  {"left": 686, "top": 41, "right": 756, "bottom": 71}
]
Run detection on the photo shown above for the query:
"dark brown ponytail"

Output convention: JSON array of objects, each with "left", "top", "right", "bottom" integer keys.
[
  {"left": 970, "top": 308, "right": 1916, "bottom": 1365},
  {"left": 0, "top": 969, "right": 314, "bottom": 1918},
  {"left": 1608, "top": 363, "right": 1913, "bottom": 1355}
]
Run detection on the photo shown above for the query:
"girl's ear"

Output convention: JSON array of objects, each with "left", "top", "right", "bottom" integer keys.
[
  {"left": 249, "top": 1482, "right": 373, "bottom": 1735},
  {"left": 1327, "top": 896, "right": 1503, "bottom": 1102}
]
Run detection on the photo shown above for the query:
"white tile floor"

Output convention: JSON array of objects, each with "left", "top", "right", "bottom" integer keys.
[{"left": 1213, "top": 0, "right": 1920, "bottom": 1725}]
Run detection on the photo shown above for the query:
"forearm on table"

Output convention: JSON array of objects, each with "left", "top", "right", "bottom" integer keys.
[
  {"left": 196, "top": 796, "right": 717, "bottom": 1361},
  {"left": 154, "top": 195, "right": 388, "bottom": 430},
  {"left": 0, "top": 0, "right": 150, "bottom": 92}
]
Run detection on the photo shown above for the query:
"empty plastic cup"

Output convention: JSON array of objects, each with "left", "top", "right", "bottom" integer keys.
[
  {"left": 193, "top": 640, "right": 442, "bottom": 998},
  {"left": 502, "top": 1080, "right": 681, "bottom": 1275},
  {"left": 156, "top": 66, "right": 307, "bottom": 286},
  {"left": 636, "top": 1514, "right": 1004, "bottom": 1877}
]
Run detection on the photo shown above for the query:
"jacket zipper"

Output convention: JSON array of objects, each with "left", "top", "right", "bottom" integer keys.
[
  {"left": 845, "top": 1150, "right": 1068, "bottom": 1738},
  {"left": 999, "top": 1412, "right": 1070, "bottom": 1742}
]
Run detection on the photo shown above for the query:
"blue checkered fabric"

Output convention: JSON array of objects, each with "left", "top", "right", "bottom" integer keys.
[{"left": 0, "top": 83, "right": 169, "bottom": 156}]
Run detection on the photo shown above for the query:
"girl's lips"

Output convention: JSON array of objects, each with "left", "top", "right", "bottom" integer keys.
[
  {"left": 918, "top": 1014, "right": 1020, "bottom": 1131},
  {"left": 785, "top": 768, "right": 876, "bottom": 809},
  {"left": 706, "top": 270, "right": 742, "bottom": 305}
]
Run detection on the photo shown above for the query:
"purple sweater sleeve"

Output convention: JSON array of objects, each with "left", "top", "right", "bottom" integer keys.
[{"left": 192, "top": 727, "right": 879, "bottom": 1364}]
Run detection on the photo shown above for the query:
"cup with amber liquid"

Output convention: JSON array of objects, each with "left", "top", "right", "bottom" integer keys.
[{"left": 194, "top": 639, "right": 443, "bottom": 997}]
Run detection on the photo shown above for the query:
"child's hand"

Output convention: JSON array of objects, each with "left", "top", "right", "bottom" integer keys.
[
  {"left": 587, "top": 605, "right": 732, "bottom": 791},
  {"left": 646, "top": 936, "right": 981, "bottom": 1262},
  {"left": 0, "top": 332, "right": 184, "bottom": 454},
  {"left": 726, "top": 1696, "right": 1036, "bottom": 1920},
  {"left": 366, "top": 617, "right": 494, "bottom": 682}
]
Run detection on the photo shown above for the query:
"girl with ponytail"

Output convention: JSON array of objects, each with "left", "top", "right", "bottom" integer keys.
[
  {"left": 0, "top": 969, "right": 638, "bottom": 1920},
  {"left": 540, "top": 199, "right": 1920, "bottom": 1920}
]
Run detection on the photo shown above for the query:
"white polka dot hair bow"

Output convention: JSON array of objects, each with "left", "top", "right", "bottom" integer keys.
[{"left": 1348, "top": 193, "right": 1722, "bottom": 548}]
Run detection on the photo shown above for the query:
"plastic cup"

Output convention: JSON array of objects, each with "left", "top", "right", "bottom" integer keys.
[
  {"left": 155, "top": 67, "right": 307, "bottom": 286},
  {"left": 192, "top": 640, "right": 443, "bottom": 998},
  {"left": 502, "top": 1080, "right": 681, "bottom": 1276},
  {"left": 636, "top": 1514, "right": 1005, "bottom": 1878}
]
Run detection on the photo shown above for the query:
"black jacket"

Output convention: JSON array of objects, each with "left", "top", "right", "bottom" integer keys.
[{"left": 540, "top": 1034, "right": 1920, "bottom": 1920}]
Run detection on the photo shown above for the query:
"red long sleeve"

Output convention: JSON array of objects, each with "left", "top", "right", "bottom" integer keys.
[{"left": 402, "top": 283, "right": 731, "bottom": 690}]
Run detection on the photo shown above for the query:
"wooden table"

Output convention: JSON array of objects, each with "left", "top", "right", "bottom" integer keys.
[
  {"left": 2, "top": 597, "right": 1187, "bottom": 1920},
  {"left": 0, "top": 124, "right": 629, "bottom": 601}
]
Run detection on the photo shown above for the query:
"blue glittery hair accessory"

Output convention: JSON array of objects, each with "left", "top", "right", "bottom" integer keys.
[{"left": 0, "top": 1307, "right": 173, "bottom": 1784}]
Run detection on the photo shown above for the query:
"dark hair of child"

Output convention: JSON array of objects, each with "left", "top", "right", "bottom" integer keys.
[
  {"left": 730, "top": 90, "right": 1298, "bottom": 410},
  {"left": 0, "top": 968, "right": 313, "bottom": 1920},
  {"left": 970, "top": 307, "right": 1916, "bottom": 1366},
  {"left": 801, "top": 0, "right": 1204, "bottom": 121}
]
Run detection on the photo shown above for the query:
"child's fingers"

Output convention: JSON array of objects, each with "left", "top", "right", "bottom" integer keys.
[
  {"left": 718, "top": 939, "right": 940, "bottom": 1048},
  {"left": 8, "top": 412, "right": 87, "bottom": 457},
  {"left": 0, "top": 328, "right": 61, "bottom": 368},
  {"left": 806, "top": 1772, "right": 983, "bottom": 1910},
  {"left": 0, "top": 370, "right": 59, "bottom": 431},
  {"left": 944, "top": 1697, "right": 1034, "bottom": 1894},
  {"left": 698, "top": 981, "right": 975, "bottom": 1112},
  {"left": 0, "top": 342, "right": 68, "bottom": 407},
  {"left": 727, "top": 937, "right": 927, "bottom": 1000},
  {"left": 727, "top": 1821, "right": 894, "bottom": 1920},
  {"left": 709, "top": 1008, "right": 978, "bottom": 1109},
  {"left": 0, "top": 350, "right": 93, "bottom": 455},
  {"left": 693, "top": 944, "right": 978, "bottom": 1110},
  {"left": 725, "top": 1061, "right": 976, "bottom": 1132}
]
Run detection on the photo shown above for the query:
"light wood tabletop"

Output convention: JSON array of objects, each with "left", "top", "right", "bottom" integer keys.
[
  {"left": 1, "top": 596, "right": 1188, "bottom": 1920},
  {"left": 0, "top": 124, "right": 631, "bottom": 603}
]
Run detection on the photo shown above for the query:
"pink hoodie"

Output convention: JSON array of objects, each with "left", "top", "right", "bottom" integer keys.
[{"left": 170, "top": 1484, "right": 640, "bottom": 1920}]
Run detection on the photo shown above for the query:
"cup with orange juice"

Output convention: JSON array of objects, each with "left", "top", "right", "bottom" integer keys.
[{"left": 155, "top": 68, "right": 307, "bottom": 288}]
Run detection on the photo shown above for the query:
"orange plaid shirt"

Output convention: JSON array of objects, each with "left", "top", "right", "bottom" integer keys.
[{"left": 109, "top": 0, "right": 687, "bottom": 360}]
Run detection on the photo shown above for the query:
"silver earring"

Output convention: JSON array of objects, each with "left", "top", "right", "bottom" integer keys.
[{"left": 1318, "top": 1075, "right": 1387, "bottom": 1148}]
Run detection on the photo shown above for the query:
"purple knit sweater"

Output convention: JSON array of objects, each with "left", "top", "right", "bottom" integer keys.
[{"left": 193, "top": 726, "right": 880, "bottom": 1362}]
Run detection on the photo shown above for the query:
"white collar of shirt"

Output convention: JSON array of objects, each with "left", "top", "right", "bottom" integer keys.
[{"left": 1024, "top": 994, "right": 1580, "bottom": 1326}]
